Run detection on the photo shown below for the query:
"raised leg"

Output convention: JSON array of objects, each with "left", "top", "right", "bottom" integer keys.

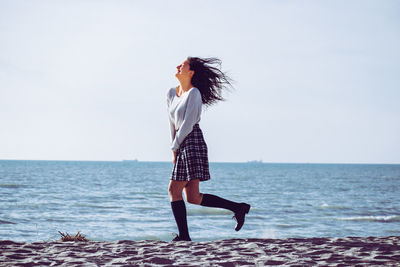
[
  {"left": 200, "top": 193, "right": 251, "bottom": 231},
  {"left": 184, "top": 179, "right": 203, "bottom": 205}
]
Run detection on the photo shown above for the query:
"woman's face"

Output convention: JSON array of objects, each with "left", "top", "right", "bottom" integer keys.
[{"left": 175, "top": 59, "right": 194, "bottom": 79}]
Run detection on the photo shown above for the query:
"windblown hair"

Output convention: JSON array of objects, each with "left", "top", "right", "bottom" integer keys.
[{"left": 187, "top": 57, "right": 234, "bottom": 107}]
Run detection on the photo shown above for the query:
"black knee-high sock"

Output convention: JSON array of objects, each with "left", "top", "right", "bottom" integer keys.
[
  {"left": 171, "top": 200, "right": 190, "bottom": 239},
  {"left": 200, "top": 194, "right": 241, "bottom": 213}
]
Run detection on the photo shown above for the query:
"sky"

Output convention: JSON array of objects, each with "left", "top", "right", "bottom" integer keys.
[{"left": 0, "top": 0, "right": 399, "bottom": 163}]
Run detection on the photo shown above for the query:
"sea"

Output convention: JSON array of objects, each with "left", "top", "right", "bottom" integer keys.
[{"left": 1, "top": 160, "right": 399, "bottom": 242}]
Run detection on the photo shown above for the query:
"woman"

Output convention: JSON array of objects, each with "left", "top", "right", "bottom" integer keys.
[{"left": 166, "top": 57, "right": 251, "bottom": 241}]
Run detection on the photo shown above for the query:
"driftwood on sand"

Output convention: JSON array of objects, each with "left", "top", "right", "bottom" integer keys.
[{"left": 58, "top": 231, "right": 88, "bottom": 242}]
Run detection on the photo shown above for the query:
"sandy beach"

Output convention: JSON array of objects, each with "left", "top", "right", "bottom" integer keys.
[{"left": 1, "top": 236, "right": 399, "bottom": 266}]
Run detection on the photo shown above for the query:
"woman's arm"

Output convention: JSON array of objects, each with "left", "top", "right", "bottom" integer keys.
[
  {"left": 171, "top": 89, "right": 202, "bottom": 152},
  {"left": 167, "top": 88, "right": 177, "bottom": 153},
  {"left": 172, "top": 150, "right": 177, "bottom": 165}
]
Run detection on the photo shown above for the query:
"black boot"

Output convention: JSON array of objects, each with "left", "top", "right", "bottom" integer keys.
[
  {"left": 232, "top": 202, "right": 251, "bottom": 231},
  {"left": 200, "top": 194, "right": 251, "bottom": 231},
  {"left": 171, "top": 200, "right": 191, "bottom": 241}
]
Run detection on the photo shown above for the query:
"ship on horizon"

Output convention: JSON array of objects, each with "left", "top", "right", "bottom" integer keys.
[
  {"left": 122, "top": 159, "right": 139, "bottom": 162},
  {"left": 247, "top": 159, "right": 263, "bottom": 164}
]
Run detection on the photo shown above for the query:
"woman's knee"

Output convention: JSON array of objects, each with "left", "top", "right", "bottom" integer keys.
[
  {"left": 186, "top": 193, "right": 203, "bottom": 205},
  {"left": 168, "top": 185, "right": 179, "bottom": 197},
  {"left": 168, "top": 181, "right": 185, "bottom": 200}
]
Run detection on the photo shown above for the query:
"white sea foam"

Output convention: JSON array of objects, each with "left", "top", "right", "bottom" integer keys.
[
  {"left": 319, "top": 203, "right": 348, "bottom": 210},
  {"left": 336, "top": 215, "right": 400, "bottom": 222},
  {"left": 261, "top": 228, "right": 276, "bottom": 239}
]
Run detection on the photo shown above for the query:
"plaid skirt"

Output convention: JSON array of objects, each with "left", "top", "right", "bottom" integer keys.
[{"left": 170, "top": 124, "right": 211, "bottom": 181}]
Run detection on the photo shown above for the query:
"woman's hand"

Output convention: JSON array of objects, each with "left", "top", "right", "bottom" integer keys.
[{"left": 172, "top": 151, "right": 177, "bottom": 165}]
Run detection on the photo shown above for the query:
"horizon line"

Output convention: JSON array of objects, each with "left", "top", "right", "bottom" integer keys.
[{"left": 0, "top": 159, "right": 399, "bottom": 165}]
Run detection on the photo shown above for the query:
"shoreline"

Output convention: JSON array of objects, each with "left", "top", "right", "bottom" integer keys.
[{"left": 1, "top": 236, "right": 399, "bottom": 266}]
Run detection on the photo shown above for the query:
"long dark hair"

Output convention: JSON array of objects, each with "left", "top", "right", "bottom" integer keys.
[{"left": 187, "top": 57, "right": 234, "bottom": 107}]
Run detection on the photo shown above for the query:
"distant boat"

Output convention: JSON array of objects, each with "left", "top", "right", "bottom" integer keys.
[
  {"left": 122, "top": 159, "right": 139, "bottom": 163},
  {"left": 247, "top": 160, "right": 263, "bottom": 164}
]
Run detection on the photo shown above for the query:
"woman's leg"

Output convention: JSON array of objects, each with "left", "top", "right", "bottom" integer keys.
[
  {"left": 184, "top": 179, "right": 203, "bottom": 205},
  {"left": 168, "top": 180, "right": 187, "bottom": 202},
  {"left": 168, "top": 180, "right": 191, "bottom": 241},
  {"left": 184, "top": 179, "right": 250, "bottom": 231}
]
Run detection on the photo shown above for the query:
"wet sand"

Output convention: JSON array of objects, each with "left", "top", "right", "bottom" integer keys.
[{"left": 1, "top": 236, "right": 400, "bottom": 266}]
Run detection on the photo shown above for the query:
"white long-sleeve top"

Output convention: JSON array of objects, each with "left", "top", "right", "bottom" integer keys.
[{"left": 167, "top": 86, "right": 202, "bottom": 152}]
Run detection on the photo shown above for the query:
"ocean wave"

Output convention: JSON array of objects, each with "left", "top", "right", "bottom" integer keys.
[
  {"left": 0, "top": 219, "right": 16, "bottom": 224},
  {"left": 0, "top": 184, "right": 26, "bottom": 189},
  {"left": 275, "top": 224, "right": 300, "bottom": 229},
  {"left": 72, "top": 203, "right": 122, "bottom": 209},
  {"left": 335, "top": 215, "right": 400, "bottom": 223},
  {"left": 46, "top": 218, "right": 68, "bottom": 222},
  {"left": 319, "top": 203, "right": 348, "bottom": 210},
  {"left": 188, "top": 208, "right": 232, "bottom": 216}
]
